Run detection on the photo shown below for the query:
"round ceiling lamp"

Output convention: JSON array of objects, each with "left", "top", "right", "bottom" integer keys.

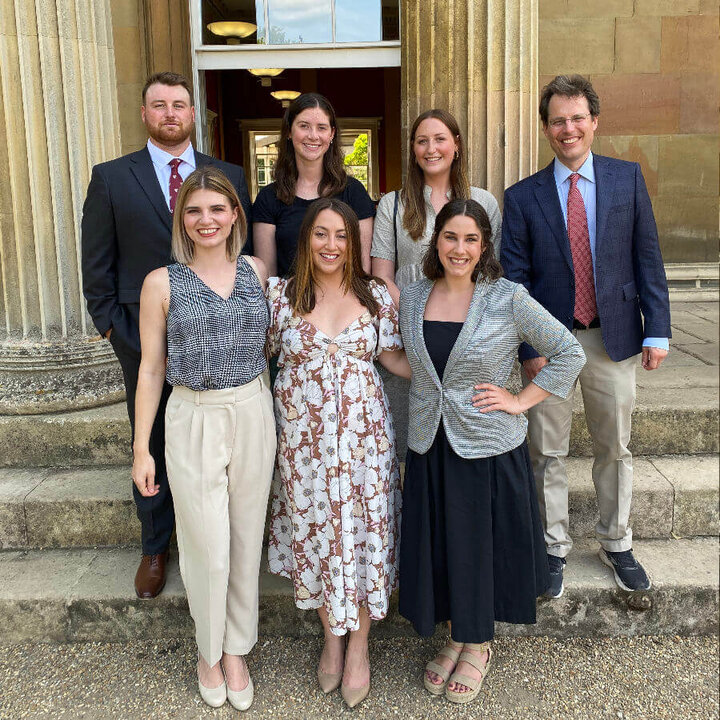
[
  {"left": 207, "top": 21, "right": 257, "bottom": 44},
  {"left": 248, "top": 68, "right": 284, "bottom": 87},
  {"left": 271, "top": 90, "right": 301, "bottom": 108}
]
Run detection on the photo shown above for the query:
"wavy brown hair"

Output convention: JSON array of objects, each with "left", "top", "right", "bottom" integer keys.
[
  {"left": 401, "top": 109, "right": 471, "bottom": 242},
  {"left": 172, "top": 166, "right": 247, "bottom": 264},
  {"left": 287, "top": 198, "right": 382, "bottom": 316},
  {"left": 274, "top": 93, "right": 347, "bottom": 205},
  {"left": 422, "top": 199, "right": 502, "bottom": 283}
]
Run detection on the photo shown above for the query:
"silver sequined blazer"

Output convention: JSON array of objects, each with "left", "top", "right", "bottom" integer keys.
[{"left": 399, "top": 276, "right": 586, "bottom": 459}]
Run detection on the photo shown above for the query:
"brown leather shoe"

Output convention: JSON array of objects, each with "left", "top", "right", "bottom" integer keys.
[{"left": 134, "top": 551, "right": 169, "bottom": 599}]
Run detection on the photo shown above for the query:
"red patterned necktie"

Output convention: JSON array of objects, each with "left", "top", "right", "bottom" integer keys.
[
  {"left": 168, "top": 158, "right": 182, "bottom": 212},
  {"left": 567, "top": 172, "right": 597, "bottom": 326}
]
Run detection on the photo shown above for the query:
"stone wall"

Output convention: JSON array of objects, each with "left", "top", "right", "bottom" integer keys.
[{"left": 538, "top": 0, "right": 720, "bottom": 262}]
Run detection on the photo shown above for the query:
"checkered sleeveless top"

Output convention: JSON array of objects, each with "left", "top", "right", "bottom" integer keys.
[{"left": 166, "top": 256, "right": 269, "bottom": 390}]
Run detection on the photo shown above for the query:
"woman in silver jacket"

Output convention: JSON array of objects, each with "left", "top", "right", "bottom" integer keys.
[{"left": 398, "top": 198, "right": 585, "bottom": 705}]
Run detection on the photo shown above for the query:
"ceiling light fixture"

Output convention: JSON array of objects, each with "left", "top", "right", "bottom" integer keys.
[
  {"left": 271, "top": 90, "right": 301, "bottom": 108},
  {"left": 248, "top": 68, "right": 284, "bottom": 87},
  {"left": 207, "top": 21, "right": 257, "bottom": 44}
]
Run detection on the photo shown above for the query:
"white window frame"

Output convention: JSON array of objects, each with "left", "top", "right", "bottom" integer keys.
[{"left": 189, "top": 0, "right": 400, "bottom": 153}]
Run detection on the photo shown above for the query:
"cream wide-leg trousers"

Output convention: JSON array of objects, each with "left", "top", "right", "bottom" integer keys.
[{"left": 164, "top": 373, "right": 276, "bottom": 666}]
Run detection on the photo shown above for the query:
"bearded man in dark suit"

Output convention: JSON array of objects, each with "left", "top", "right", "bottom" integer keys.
[{"left": 81, "top": 71, "right": 252, "bottom": 598}]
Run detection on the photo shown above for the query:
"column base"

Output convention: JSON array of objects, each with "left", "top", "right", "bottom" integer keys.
[{"left": 0, "top": 338, "right": 125, "bottom": 415}]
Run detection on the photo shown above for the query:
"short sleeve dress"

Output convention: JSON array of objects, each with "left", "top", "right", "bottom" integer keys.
[
  {"left": 266, "top": 276, "right": 403, "bottom": 635},
  {"left": 253, "top": 177, "right": 376, "bottom": 277}
]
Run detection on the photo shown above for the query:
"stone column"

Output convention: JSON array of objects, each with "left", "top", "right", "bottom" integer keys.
[
  {"left": 0, "top": 0, "right": 125, "bottom": 413},
  {"left": 401, "top": 0, "right": 538, "bottom": 204}
]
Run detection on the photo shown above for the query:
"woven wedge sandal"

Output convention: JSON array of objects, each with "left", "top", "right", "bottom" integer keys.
[
  {"left": 445, "top": 642, "right": 492, "bottom": 704},
  {"left": 423, "top": 640, "right": 463, "bottom": 695}
]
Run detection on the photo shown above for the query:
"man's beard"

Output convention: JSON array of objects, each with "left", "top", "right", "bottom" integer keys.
[{"left": 149, "top": 122, "right": 192, "bottom": 146}]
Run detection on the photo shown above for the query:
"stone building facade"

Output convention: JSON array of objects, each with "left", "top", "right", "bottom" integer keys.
[{"left": 0, "top": 0, "right": 717, "bottom": 414}]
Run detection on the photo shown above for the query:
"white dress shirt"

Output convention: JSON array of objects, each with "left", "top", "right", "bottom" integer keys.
[{"left": 146, "top": 140, "right": 196, "bottom": 210}]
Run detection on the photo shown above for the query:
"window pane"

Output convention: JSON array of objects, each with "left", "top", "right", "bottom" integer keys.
[
  {"left": 335, "top": 0, "right": 382, "bottom": 42},
  {"left": 254, "top": 132, "right": 281, "bottom": 197},
  {"left": 202, "top": 0, "right": 399, "bottom": 45},
  {"left": 265, "top": 0, "right": 332, "bottom": 44},
  {"left": 382, "top": 0, "right": 400, "bottom": 41},
  {"left": 341, "top": 131, "right": 370, "bottom": 193},
  {"left": 203, "top": 0, "right": 261, "bottom": 46}
]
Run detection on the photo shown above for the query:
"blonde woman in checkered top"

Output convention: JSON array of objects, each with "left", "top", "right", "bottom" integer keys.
[
  {"left": 132, "top": 167, "right": 274, "bottom": 711},
  {"left": 398, "top": 198, "right": 585, "bottom": 705}
]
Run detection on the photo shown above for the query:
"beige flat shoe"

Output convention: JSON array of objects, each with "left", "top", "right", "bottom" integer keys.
[
  {"left": 445, "top": 642, "right": 492, "bottom": 704},
  {"left": 227, "top": 675, "right": 253, "bottom": 711},
  {"left": 197, "top": 656, "right": 226, "bottom": 708},
  {"left": 423, "top": 640, "right": 463, "bottom": 695}
]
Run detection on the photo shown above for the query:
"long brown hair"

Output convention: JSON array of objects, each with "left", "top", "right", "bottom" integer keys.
[
  {"left": 422, "top": 199, "right": 502, "bottom": 283},
  {"left": 287, "top": 198, "right": 382, "bottom": 316},
  {"left": 401, "top": 109, "right": 471, "bottom": 242},
  {"left": 274, "top": 93, "right": 347, "bottom": 205},
  {"left": 171, "top": 166, "right": 246, "bottom": 264}
]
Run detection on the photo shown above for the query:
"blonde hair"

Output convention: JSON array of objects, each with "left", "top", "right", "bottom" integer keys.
[{"left": 171, "top": 166, "right": 247, "bottom": 264}]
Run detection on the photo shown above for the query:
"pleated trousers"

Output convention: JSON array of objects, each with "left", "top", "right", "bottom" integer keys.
[{"left": 165, "top": 373, "right": 276, "bottom": 665}]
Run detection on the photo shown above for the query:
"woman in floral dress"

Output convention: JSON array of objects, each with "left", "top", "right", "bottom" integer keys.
[{"left": 267, "top": 198, "right": 410, "bottom": 708}]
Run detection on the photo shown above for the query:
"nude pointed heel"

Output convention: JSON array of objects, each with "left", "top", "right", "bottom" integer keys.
[
  {"left": 318, "top": 667, "right": 343, "bottom": 694},
  {"left": 341, "top": 680, "right": 370, "bottom": 708}
]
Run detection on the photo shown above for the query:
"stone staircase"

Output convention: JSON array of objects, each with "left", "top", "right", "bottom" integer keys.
[{"left": 1, "top": 299, "right": 718, "bottom": 645}]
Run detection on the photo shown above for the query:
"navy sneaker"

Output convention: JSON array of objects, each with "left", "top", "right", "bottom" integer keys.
[
  {"left": 545, "top": 554, "right": 566, "bottom": 598},
  {"left": 599, "top": 548, "right": 652, "bottom": 591}
]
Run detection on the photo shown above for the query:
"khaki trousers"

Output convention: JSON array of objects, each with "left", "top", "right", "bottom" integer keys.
[
  {"left": 165, "top": 373, "right": 276, "bottom": 666},
  {"left": 525, "top": 328, "right": 636, "bottom": 558}
]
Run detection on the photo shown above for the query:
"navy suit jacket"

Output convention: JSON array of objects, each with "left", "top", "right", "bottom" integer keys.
[
  {"left": 81, "top": 147, "right": 252, "bottom": 356},
  {"left": 500, "top": 154, "right": 671, "bottom": 363}
]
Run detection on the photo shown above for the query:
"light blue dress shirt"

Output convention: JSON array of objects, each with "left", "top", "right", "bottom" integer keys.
[
  {"left": 146, "top": 140, "right": 196, "bottom": 210},
  {"left": 553, "top": 153, "right": 668, "bottom": 351}
]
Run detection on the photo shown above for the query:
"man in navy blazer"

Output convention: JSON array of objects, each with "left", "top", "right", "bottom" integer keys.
[
  {"left": 501, "top": 75, "right": 671, "bottom": 597},
  {"left": 81, "top": 71, "right": 252, "bottom": 599}
]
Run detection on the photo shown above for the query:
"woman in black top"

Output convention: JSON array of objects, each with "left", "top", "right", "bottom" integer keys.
[{"left": 252, "top": 93, "right": 375, "bottom": 276}]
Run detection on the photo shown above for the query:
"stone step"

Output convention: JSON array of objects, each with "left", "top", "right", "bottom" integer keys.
[
  {"left": 0, "top": 456, "right": 717, "bottom": 551},
  {"left": 1, "top": 376, "right": 718, "bottom": 468},
  {"left": 0, "top": 537, "right": 716, "bottom": 644}
]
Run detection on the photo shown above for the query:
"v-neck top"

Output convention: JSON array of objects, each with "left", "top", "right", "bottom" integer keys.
[
  {"left": 165, "top": 256, "right": 269, "bottom": 390},
  {"left": 423, "top": 320, "right": 463, "bottom": 379}
]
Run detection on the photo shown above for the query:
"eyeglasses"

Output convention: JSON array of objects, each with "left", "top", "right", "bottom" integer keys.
[{"left": 547, "top": 113, "right": 592, "bottom": 129}]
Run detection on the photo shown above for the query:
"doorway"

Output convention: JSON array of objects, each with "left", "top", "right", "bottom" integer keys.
[{"left": 204, "top": 66, "right": 402, "bottom": 200}]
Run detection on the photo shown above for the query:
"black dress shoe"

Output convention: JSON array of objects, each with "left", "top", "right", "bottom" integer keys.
[{"left": 134, "top": 551, "right": 169, "bottom": 599}]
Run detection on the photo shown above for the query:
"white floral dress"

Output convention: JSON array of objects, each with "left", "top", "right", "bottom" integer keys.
[{"left": 266, "top": 277, "right": 403, "bottom": 635}]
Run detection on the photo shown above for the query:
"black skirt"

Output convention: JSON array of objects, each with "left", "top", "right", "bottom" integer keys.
[{"left": 398, "top": 422, "right": 550, "bottom": 643}]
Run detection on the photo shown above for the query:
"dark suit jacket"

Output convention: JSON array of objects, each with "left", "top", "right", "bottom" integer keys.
[
  {"left": 500, "top": 154, "right": 671, "bottom": 363},
  {"left": 81, "top": 146, "right": 252, "bottom": 355}
]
